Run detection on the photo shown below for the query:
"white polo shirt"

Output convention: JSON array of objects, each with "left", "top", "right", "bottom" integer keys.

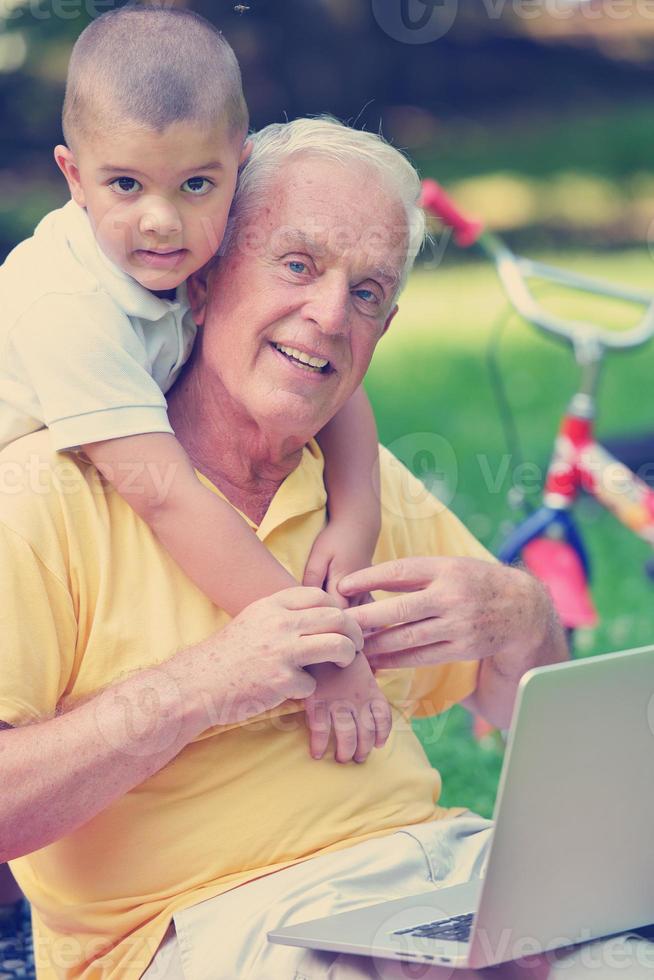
[{"left": 0, "top": 200, "right": 198, "bottom": 451}]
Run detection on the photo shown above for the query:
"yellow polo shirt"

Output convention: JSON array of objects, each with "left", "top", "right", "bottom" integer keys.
[{"left": 0, "top": 432, "right": 490, "bottom": 979}]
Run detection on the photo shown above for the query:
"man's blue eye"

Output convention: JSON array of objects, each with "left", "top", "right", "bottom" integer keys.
[
  {"left": 182, "top": 177, "right": 211, "bottom": 195},
  {"left": 112, "top": 177, "right": 141, "bottom": 195},
  {"left": 355, "top": 289, "right": 377, "bottom": 303},
  {"left": 288, "top": 261, "right": 307, "bottom": 274}
]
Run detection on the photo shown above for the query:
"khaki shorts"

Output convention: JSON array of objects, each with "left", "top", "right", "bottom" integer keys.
[{"left": 140, "top": 814, "right": 654, "bottom": 980}]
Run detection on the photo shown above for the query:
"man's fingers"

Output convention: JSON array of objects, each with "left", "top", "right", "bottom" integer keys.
[
  {"left": 349, "top": 592, "right": 437, "bottom": 633},
  {"left": 298, "top": 606, "right": 363, "bottom": 651},
  {"left": 323, "top": 575, "right": 350, "bottom": 610},
  {"left": 362, "top": 617, "right": 449, "bottom": 657},
  {"left": 367, "top": 640, "right": 460, "bottom": 671},
  {"left": 277, "top": 586, "right": 339, "bottom": 610},
  {"left": 338, "top": 558, "right": 440, "bottom": 599},
  {"left": 296, "top": 634, "right": 358, "bottom": 670},
  {"left": 293, "top": 670, "right": 317, "bottom": 700}
]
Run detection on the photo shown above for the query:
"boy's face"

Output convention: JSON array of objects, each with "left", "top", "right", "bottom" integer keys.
[{"left": 55, "top": 118, "right": 248, "bottom": 293}]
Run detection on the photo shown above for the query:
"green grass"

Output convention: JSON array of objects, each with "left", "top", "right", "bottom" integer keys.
[{"left": 366, "top": 249, "right": 654, "bottom": 816}]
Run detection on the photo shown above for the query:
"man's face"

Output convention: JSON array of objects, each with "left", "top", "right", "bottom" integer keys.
[
  {"left": 197, "top": 155, "right": 407, "bottom": 437},
  {"left": 56, "top": 118, "right": 248, "bottom": 293}
]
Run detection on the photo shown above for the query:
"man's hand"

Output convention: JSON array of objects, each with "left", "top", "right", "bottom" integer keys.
[
  {"left": 0, "top": 587, "right": 363, "bottom": 862},
  {"left": 339, "top": 557, "right": 568, "bottom": 729},
  {"left": 180, "top": 587, "right": 364, "bottom": 734},
  {"left": 340, "top": 557, "right": 528, "bottom": 667}
]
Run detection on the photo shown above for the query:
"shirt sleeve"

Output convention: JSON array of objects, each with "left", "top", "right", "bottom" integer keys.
[
  {"left": 7, "top": 291, "right": 174, "bottom": 451},
  {"left": 0, "top": 523, "right": 77, "bottom": 727}
]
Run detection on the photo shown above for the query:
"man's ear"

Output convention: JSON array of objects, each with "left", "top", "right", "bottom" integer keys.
[
  {"left": 54, "top": 145, "right": 86, "bottom": 208},
  {"left": 239, "top": 138, "right": 253, "bottom": 167},
  {"left": 187, "top": 262, "right": 213, "bottom": 326},
  {"left": 381, "top": 304, "right": 399, "bottom": 337}
]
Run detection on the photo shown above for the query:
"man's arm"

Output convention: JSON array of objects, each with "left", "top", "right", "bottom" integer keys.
[
  {"left": 341, "top": 558, "right": 569, "bottom": 730},
  {"left": 0, "top": 656, "right": 200, "bottom": 862},
  {"left": 460, "top": 567, "right": 569, "bottom": 729},
  {"left": 0, "top": 589, "right": 361, "bottom": 863}
]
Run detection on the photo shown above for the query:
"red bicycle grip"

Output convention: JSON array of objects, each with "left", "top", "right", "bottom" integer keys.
[{"left": 419, "top": 179, "right": 483, "bottom": 247}]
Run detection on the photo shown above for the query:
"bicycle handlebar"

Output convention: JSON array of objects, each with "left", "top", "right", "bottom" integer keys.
[
  {"left": 420, "top": 179, "right": 484, "bottom": 247},
  {"left": 420, "top": 178, "right": 654, "bottom": 354}
]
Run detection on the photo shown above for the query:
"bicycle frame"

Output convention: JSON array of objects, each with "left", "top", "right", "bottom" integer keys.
[
  {"left": 420, "top": 179, "right": 654, "bottom": 631},
  {"left": 498, "top": 405, "right": 654, "bottom": 628}
]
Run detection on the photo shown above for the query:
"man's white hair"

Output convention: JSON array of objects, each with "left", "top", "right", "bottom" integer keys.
[{"left": 223, "top": 116, "right": 426, "bottom": 294}]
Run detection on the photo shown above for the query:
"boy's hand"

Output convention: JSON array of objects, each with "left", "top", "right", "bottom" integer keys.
[
  {"left": 303, "top": 519, "right": 378, "bottom": 608},
  {"left": 304, "top": 652, "right": 392, "bottom": 763}
]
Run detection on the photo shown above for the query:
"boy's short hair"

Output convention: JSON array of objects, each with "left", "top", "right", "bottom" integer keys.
[{"left": 62, "top": 2, "right": 248, "bottom": 150}]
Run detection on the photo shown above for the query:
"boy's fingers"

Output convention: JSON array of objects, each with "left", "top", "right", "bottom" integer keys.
[
  {"left": 302, "top": 562, "right": 327, "bottom": 589},
  {"left": 352, "top": 707, "right": 376, "bottom": 764},
  {"left": 303, "top": 541, "right": 332, "bottom": 589},
  {"left": 332, "top": 706, "right": 358, "bottom": 764},
  {"left": 371, "top": 699, "right": 393, "bottom": 747},
  {"left": 306, "top": 711, "right": 331, "bottom": 761},
  {"left": 346, "top": 591, "right": 374, "bottom": 609}
]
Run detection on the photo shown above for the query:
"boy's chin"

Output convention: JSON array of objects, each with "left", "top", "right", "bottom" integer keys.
[{"left": 127, "top": 262, "right": 188, "bottom": 294}]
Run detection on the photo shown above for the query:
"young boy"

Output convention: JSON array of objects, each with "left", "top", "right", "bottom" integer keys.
[{"left": 0, "top": 4, "right": 392, "bottom": 763}]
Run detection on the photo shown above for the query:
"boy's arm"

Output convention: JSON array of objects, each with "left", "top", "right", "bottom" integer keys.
[
  {"left": 84, "top": 431, "right": 390, "bottom": 764},
  {"left": 307, "top": 385, "right": 381, "bottom": 598},
  {"left": 83, "top": 432, "right": 296, "bottom": 616}
]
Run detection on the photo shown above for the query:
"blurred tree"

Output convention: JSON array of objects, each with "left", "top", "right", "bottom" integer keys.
[{"left": 2, "top": 0, "right": 654, "bottom": 258}]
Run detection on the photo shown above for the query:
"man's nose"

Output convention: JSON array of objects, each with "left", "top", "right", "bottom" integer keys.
[
  {"left": 138, "top": 197, "right": 183, "bottom": 239},
  {"left": 303, "top": 274, "right": 350, "bottom": 336}
]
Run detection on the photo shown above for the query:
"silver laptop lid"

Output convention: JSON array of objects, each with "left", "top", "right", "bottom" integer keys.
[{"left": 469, "top": 645, "right": 654, "bottom": 968}]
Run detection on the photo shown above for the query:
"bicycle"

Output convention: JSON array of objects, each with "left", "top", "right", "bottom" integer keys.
[{"left": 419, "top": 178, "right": 654, "bottom": 656}]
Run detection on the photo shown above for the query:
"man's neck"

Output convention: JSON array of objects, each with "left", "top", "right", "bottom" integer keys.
[{"left": 167, "top": 356, "right": 307, "bottom": 524}]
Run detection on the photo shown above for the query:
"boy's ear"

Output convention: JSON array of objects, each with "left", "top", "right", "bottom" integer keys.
[
  {"left": 187, "top": 262, "right": 213, "bottom": 326},
  {"left": 54, "top": 145, "right": 86, "bottom": 207},
  {"left": 239, "top": 138, "right": 253, "bottom": 167},
  {"left": 382, "top": 303, "right": 399, "bottom": 337}
]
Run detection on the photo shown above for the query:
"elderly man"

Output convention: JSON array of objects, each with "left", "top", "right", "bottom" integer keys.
[{"left": 2, "top": 119, "right": 647, "bottom": 980}]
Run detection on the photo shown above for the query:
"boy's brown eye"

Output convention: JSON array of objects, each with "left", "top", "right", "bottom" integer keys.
[
  {"left": 182, "top": 177, "right": 212, "bottom": 194},
  {"left": 112, "top": 177, "right": 141, "bottom": 195}
]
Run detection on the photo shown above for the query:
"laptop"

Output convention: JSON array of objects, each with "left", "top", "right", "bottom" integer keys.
[{"left": 268, "top": 645, "right": 654, "bottom": 969}]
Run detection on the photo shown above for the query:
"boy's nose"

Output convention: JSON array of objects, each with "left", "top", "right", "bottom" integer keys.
[{"left": 138, "top": 198, "right": 183, "bottom": 239}]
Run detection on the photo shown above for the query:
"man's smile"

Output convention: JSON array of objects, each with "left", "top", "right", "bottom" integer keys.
[{"left": 270, "top": 341, "right": 334, "bottom": 375}]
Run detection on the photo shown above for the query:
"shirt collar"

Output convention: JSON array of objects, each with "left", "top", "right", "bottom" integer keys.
[
  {"left": 196, "top": 440, "right": 328, "bottom": 540},
  {"left": 62, "top": 200, "right": 188, "bottom": 321}
]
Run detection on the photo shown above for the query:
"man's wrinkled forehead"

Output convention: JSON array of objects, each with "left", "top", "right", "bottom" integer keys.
[{"left": 231, "top": 154, "right": 409, "bottom": 282}]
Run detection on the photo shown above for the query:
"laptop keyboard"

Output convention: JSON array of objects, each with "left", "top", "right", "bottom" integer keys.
[{"left": 393, "top": 912, "right": 474, "bottom": 943}]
